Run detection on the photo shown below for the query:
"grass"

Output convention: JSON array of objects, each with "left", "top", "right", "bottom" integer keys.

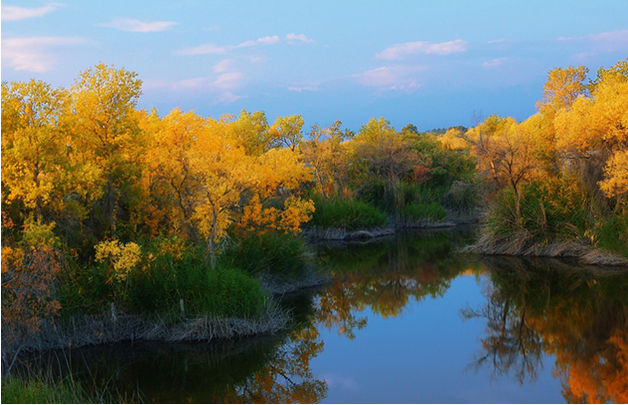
[
  {"left": 59, "top": 236, "right": 268, "bottom": 319},
  {"left": 219, "top": 231, "right": 310, "bottom": 281},
  {"left": 401, "top": 202, "right": 447, "bottom": 222},
  {"left": 308, "top": 197, "right": 387, "bottom": 231},
  {"left": 1, "top": 374, "right": 139, "bottom": 404}
]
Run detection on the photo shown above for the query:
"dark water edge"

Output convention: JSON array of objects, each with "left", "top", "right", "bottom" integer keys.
[{"left": 9, "top": 226, "right": 628, "bottom": 403}]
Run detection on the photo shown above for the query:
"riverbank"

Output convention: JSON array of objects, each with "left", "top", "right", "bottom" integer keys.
[
  {"left": 303, "top": 211, "right": 480, "bottom": 241},
  {"left": 2, "top": 267, "right": 333, "bottom": 365},
  {"left": 464, "top": 230, "right": 628, "bottom": 267}
]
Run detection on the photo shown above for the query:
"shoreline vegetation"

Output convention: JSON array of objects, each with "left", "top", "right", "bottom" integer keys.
[{"left": 2, "top": 58, "right": 627, "bottom": 401}]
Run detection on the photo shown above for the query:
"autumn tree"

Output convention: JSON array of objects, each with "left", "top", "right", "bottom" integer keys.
[
  {"left": 269, "top": 114, "right": 304, "bottom": 151},
  {"left": 301, "top": 120, "right": 352, "bottom": 200},
  {"left": 352, "top": 117, "right": 423, "bottom": 210},
  {"left": 465, "top": 115, "right": 537, "bottom": 221},
  {"left": 1, "top": 80, "right": 70, "bottom": 224},
  {"left": 70, "top": 63, "right": 143, "bottom": 237}
]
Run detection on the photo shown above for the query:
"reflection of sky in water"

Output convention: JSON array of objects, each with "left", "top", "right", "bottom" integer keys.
[
  {"left": 311, "top": 274, "right": 564, "bottom": 404},
  {"left": 16, "top": 229, "right": 627, "bottom": 403}
]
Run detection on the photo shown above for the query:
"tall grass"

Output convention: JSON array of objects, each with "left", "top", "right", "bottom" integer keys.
[
  {"left": 401, "top": 202, "right": 447, "bottom": 222},
  {"left": 308, "top": 197, "right": 386, "bottom": 230},
  {"left": 219, "top": 231, "right": 310, "bottom": 281},
  {"left": 59, "top": 236, "right": 267, "bottom": 319},
  {"left": 1, "top": 374, "right": 140, "bottom": 404}
]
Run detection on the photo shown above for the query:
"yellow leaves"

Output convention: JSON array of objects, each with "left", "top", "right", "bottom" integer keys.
[
  {"left": 599, "top": 150, "right": 628, "bottom": 198},
  {"left": 280, "top": 197, "right": 315, "bottom": 234},
  {"left": 537, "top": 65, "right": 588, "bottom": 112},
  {"left": 95, "top": 240, "right": 142, "bottom": 281},
  {"left": 22, "top": 219, "right": 60, "bottom": 249},
  {"left": 438, "top": 127, "right": 469, "bottom": 151}
]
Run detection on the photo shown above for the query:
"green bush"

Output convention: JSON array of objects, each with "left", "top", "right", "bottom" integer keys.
[
  {"left": 309, "top": 198, "right": 387, "bottom": 230},
  {"left": 401, "top": 202, "right": 447, "bottom": 222},
  {"left": 219, "top": 231, "right": 309, "bottom": 280},
  {"left": 489, "top": 179, "right": 592, "bottom": 242},
  {"left": 59, "top": 236, "right": 266, "bottom": 318},
  {"left": 595, "top": 210, "right": 628, "bottom": 258}
]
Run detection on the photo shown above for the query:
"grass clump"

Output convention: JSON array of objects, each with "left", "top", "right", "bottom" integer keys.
[
  {"left": 59, "top": 235, "right": 267, "bottom": 318},
  {"left": 2, "top": 376, "right": 79, "bottom": 404},
  {"left": 401, "top": 202, "right": 447, "bottom": 222},
  {"left": 219, "top": 231, "right": 310, "bottom": 281},
  {"left": 309, "top": 198, "right": 387, "bottom": 231},
  {"left": 1, "top": 374, "right": 136, "bottom": 404},
  {"left": 594, "top": 209, "right": 628, "bottom": 258}
]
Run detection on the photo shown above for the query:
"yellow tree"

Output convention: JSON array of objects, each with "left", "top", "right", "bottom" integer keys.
[
  {"left": 227, "top": 110, "right": 272, "bottom": 156},
  {"left": 465, "top": 115, "right": 537, "bottom": 220},
  {"left": 0, "top": 79, "right": 99, "bottom": 228},
  {"left": 70, "top": 63, "right": 143, "bottom": 237},
  {"left": 554, "top": 60, "right": 628, "bottom": 198},
  {"left": 269, "top": 114, "right": 304, "bottom": 151},
  {"left": 352, "top": 117, "right": 422, "bottom": 209},
  {"left": 301, "top": 121, "right": 351, "bottom": 200},
  {"left": 139, "top": 108, "right": 207, "bottom": 237}
]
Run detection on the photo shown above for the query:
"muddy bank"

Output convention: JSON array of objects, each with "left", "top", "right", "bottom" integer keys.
[{"left": 464, "top": 231, "right": 628, "bottom": 267}]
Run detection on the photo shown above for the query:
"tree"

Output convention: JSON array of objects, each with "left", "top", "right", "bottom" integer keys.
[
  {"left": 301, "top": 121, "right": 351, "bottom": 200},
  {"left": 70, "top": 63, "right": 143, "bottom": 237},
  {"left": 269, "top": 114, "right": 304, "bottom": 151},
  {"left": 352, "top": 118, "right": 422, "bottom": 210},
  {"left": 1, "top": 80, "right": 70, "bottom": 223},
  {"left": 465, "top": 115, "right": 537, "bottom": 221}
]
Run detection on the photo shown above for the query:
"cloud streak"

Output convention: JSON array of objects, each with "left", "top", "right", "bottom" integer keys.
[
  {"left": 286, "top": 33, "right": 314, "bottom": 44},
  {"left": 99, "top": 18, "right": 178, "bottom": 33},
  {"left": 377, "top": 39, "right": 468, "bottom": 60},
  {"left": 2, "top": 36, "right": 88, "bottom": 72},
  {"left": 1, "top": 3, "right": 63, "bottom": 21},
  {"left": 354, "top": 65, "right": 423, "bottom": 93},
  {"left": 178, "top": 33, "right": 313, "bottom": 55},
  {"left": 237, "top": 35, "right": 280, "bottom": 48}
]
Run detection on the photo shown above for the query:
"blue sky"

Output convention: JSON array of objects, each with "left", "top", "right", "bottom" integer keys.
[{"left": 3, "top": 1, "right": 628, "bottom": 132}]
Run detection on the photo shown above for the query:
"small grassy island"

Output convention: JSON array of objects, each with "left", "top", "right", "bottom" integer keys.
[{"left": 2, "top": 59, "right": 627, "bottom": 401}]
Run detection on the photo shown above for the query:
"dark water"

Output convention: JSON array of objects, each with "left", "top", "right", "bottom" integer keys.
[{"left": 15, "top": 228, "right": 628, "bottom": 403}]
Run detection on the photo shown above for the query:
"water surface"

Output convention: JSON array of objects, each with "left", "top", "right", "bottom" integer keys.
[{"left": 17, "top": 228, "right": 628, "bottom": 403}]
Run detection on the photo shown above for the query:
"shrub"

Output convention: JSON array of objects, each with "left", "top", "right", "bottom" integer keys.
[
  {"left": 219, "top": 231, "right": 309, "bottom": 280},
  {"left": 59, "top": 236, "right": 267, "bottom": 318},
  {"left": 308, "top": 198, "right": 386, "bottom": 230},
  {"left": 594, "top": 210, "right": 628, "bottom": 258},
  {"left": 401, "top": 202, "right": 447, "bottom": 222},
  {"left": 488, "top": 179, "right": 592, "bottom": 242}
]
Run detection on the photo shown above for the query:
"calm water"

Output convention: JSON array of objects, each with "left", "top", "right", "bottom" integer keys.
[{"left": 16, "top": 228, "right": 628, "bottom": 403}]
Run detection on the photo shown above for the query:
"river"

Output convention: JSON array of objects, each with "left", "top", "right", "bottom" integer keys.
[{"left": 15, "top": 227, "right": 628, "bottom": 403}]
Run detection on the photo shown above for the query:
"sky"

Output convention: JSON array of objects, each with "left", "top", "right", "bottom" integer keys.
[{"left": 2, "top": 0, "right": 628, "bottom": 132}]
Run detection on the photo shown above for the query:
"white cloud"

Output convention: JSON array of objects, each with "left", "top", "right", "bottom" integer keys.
[
  {"left": 177, "top": 43, "right": 232, "bottom": 55},
  {"left": 99, "top": 18, "right": 178, "bottom": 33},
  {"left": 179, "top": 35, "right": 281, "bottom": 56},
  {"left": 2, "top": 36, "right": 87, "bottom": 72},
  {"left": 237, "top": 35, "right": 280, "bottom": 48},
  {"left": 216, "top": 91, "right": 244, "bottom": 104},
  {"left": 286, "top": 33, "right": 314, "bottom": 44},
  {"left": 354, "top": 66, "right": 423, "bottom": 92},
  {"left": 376, "top": 39, "right": 468, "bottom": 60},
  {"left": 144, "top": 77, "right": 245, "bottom": 105},
  {"left": 213, "top": 72, "right": 244, "bottom": 90},
  {"left": 482, "top": 57, "right": 507, "bottom": 68},
  {"left": 288, "top": 85, "right": 319, "bottom": 92},
  {"left": 1, "top": 3, "right": 63, "bottom": 21},
  {"left": 587, "top": 29, "right": 628, "bottom": 51},
  {"left": 213, "top": 59, "right": 235, "bottom": 73}
]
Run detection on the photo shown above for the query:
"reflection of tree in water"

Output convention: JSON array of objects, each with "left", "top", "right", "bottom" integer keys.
[
  {"left": 14, "top": 320, "right": 328, "bottom": 403},
  {"left": 315, "top": 229, "right": 478, "bottom": 338},
  {"left": 464, "top": 256, "right": 628, "bottom": 403},
  {"left": 233, "top": 324, "right": 327, "bottom": 403}
]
